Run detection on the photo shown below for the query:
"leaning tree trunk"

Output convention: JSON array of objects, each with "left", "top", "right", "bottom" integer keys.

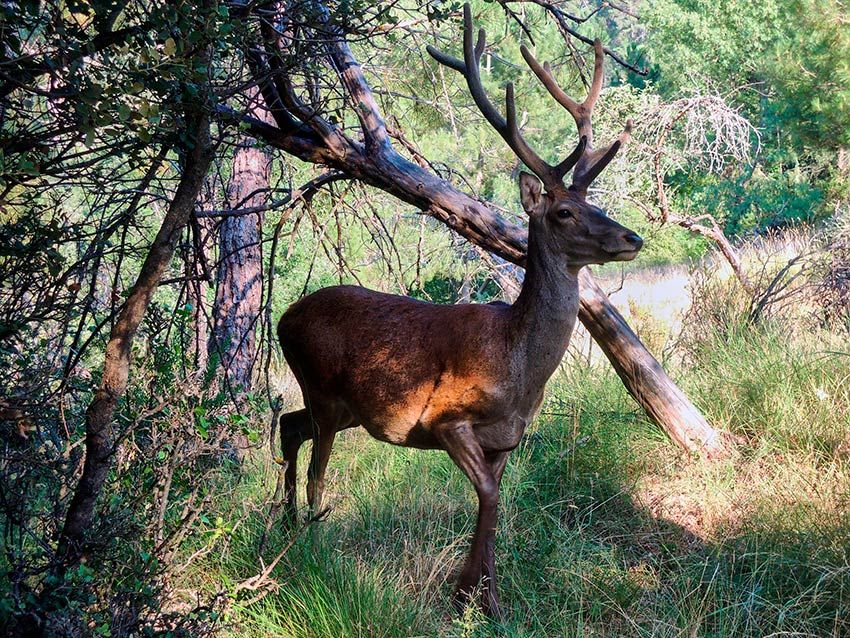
[
  {"left": 577, "top": 269, "right": 724, "bottom": 456},
  {"left": 239, "top": 115, "right": 727, "bottom": 457},
  {"left": 57, "top": 111, "right": 214, "bottom": 566},
  {"left": 210, "top": 90, "right": 270, "bottom": 393},
  {"left": 231, "top": 11, "right": 728, "bottom": 458}
]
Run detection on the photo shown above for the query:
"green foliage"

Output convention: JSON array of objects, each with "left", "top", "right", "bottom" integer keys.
[
  {"left": 409, "top": 273, "right": 500, "bottom": 304},
  {"left": 233, "top": 542, "right": 423, "bottom": 638},
  {"left": 609, "top": 205, "right": 709, "bottom": 267},
  {"left": 766, "top": 0, "right": 850, "bottom": 151},
  {"left": 679, "top": 259, "right": 850, "bottom": 455},
  {"left": 634, "top": 0, "right": 849, "bottom": 237},
  {"left": 677, "top": 171, "right": 827, "bottom": 235},
  {"left": 1, "top": 291, "right": 265, "bottom": 635},
  {"left": 640, "top": 0, "right": 785, "bottom": 97}
]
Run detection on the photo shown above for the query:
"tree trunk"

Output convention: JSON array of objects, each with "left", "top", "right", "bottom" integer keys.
[
  {"left": 210, "top": 92, "right": 270, "bottom": 392},
  {"left": 577, "top": 269, "right": 725, "bottom": 456},
  {"left": 57, "top": 111, "right": 214, "bottom": 566},
  {"left": 188, "top": 213, "right": 213, "bottom": 373}
]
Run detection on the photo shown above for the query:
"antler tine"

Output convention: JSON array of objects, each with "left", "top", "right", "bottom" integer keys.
[
  {"left": 554, "top": 135, "right": 587, "bottom": 180},
  {"left": 428, "top": 3, "right": 562, "bottom": 189},
  {"left": 520, "top": 45, "right": 591, "bottom": 144},
  {"left": 424, "top": 7, "right": 479, "bottom": 75},
  {"left": 426, "top": 44, "right": 465, "bottom": 73},
  {"left": 474, "top": 27, "right": 486, "bottom": 61},
  {"left": 459, "top": 4, "right": 506, "bottom": 133},
  {"left": 520, "top": 46, "right": 583, "bottom": 124},
  {"left": 572, "top": 119, "right": 633, "bottom": 192},
  {"left": 585, "top": 39, "right": 605, "bottom": 109},
  {"left": 504, "top": 82, "right": 556, "bottom": 183},
  {"left": 522, "top": 38, "right": 632, "bottom": 193}
]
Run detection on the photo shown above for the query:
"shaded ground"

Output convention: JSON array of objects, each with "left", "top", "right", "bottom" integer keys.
[{"left": 201, "top": 367, "right": 849, "bottom": 637}]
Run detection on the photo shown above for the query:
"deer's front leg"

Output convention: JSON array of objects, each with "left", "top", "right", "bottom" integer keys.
[
  {"left": 481, "top": 450, "right": 509, "bottom": 616},
  {"left": 435, "top": 423, "right": 501, "bottom": 618}
]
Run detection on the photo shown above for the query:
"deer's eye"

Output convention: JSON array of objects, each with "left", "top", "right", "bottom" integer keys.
[{"left": 556, "top": 208, "right": 574, "bottom": 220}]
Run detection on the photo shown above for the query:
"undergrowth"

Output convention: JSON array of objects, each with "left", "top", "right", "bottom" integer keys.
[
  {"left": 190, "top": 338, "right": 849, "bottom": 636},
  {"left": 185, "top": 241, "right": 850, "bottom": 637}
]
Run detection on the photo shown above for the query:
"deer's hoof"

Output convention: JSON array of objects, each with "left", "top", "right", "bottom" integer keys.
[
  {"left": 306, "top": 505, "right": 333, "bottom": 523},
  {"left": 451, "top": 586, "right": 503, "bottom": 621}
]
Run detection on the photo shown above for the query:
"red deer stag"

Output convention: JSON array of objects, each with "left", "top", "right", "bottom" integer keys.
[{"left": 276, "top": 4, "right": 642, "bottom": 618}]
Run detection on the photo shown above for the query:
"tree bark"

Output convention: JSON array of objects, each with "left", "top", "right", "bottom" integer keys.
[
  {"left": 210, "top": 91, "right": 270, "bottom": 392},
  {"left": 577, "top": 269, "right": 725, "bottom": 456},
  {"left": 57, "top": 111, "right": 214, "bottom": 565}
]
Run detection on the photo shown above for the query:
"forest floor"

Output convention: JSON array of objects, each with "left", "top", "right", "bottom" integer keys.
[{"left": 190, "top": 250, "right": 850, "bottom": 638}]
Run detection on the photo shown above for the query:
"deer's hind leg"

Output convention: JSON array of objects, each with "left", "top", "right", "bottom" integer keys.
[
  {"left": 305, "top": 400, "right": 355, "bottom": 520},
  {"left": 434, "top": 422, "right": 502, "bottom": 619},
  {"left": 481, "top": 450, "right": 509, "bottom": 617},
  {"left": 279, "top": 408, "right": 313, "bottom": 522}
]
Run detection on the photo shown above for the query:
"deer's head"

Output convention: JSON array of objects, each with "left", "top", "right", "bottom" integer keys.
[
  {"left": 428, "top": 5, "right": 643, "bottom": 268},
  {"left": 517, "top": 171, "right": 642, "bottom": 268}
]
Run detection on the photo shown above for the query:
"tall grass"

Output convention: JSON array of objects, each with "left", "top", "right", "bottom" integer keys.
[{"left": 189, "top": 242, "right": 850, "bottom": 637}]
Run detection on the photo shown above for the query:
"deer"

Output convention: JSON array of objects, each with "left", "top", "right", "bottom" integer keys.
[{"left": 275, "top": 4, "right": 642, "bottom": 619}]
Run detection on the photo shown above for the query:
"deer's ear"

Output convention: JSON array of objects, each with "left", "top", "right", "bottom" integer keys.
[{"left": 519, "top": 172, "right": 545, "bottom": 217}]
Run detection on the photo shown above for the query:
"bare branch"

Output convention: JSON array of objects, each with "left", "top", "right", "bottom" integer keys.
[
  {"left": 321, "top": 13, "right": 392, "bottom": 151},
  {"left": 257, "top": 6, "right": 341, "bottom": 149},
  {"left": 503, "top": 0, "right": 646, "bottom": 75}
]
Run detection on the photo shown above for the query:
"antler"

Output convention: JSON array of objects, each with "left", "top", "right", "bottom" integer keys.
[
  {"left": 520, "top": 39, "right": 632, "bottom": 194},
  {"left": 427, "top": 3, "right": 584, "bottom": 192}
]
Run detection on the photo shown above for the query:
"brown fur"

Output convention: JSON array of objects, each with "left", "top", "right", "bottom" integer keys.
[{"left": 280, "top": 288, "right": 513, "bottom": 449}]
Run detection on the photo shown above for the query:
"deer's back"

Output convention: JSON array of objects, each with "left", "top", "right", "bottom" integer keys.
[{"left": 278, "top": 285, "right": 521, "bottom": 447}]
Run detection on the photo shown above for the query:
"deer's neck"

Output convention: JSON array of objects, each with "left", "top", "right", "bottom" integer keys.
[{"left": 509, "top": 223, "right": 580, "bottom": 387}]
